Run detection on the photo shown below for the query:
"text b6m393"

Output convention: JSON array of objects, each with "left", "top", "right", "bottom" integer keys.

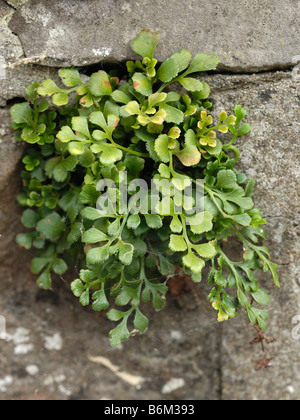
[{"left": 148, "top": 405, "right": 195, "bottom": 415}]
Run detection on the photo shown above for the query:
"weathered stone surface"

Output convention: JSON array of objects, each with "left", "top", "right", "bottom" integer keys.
[
  {"left": 0, "top": 108, "right": 24, "bottom": 188},
  {"left": 210, "top": 72, "right": 300, "bottom": 220},
  {"left": 0, "top": 64, "right": 60, "bottom": 104},
  {"left": 0, "top": 269, "right": 222, "bottom": 400},
  {"left": 0, "top": 0, "right": 23, "bottom": 69},
  {"left": 0, "top": 1, "right": 59, "bottom": 104},
  {"left": 209, "top": 71, "right": 300, "bottom": 400},
  {"left": 0, "top": 0, "right": 11, "bottom": 15},
  {"left": 8, "top": 0, "right": 300, "bottom": 72},
  {"left": 0, "top": 108, "right": 25, "bottom": 264},
  {"left": 221, "top": 220, "right": 300, "bottom": 400}
]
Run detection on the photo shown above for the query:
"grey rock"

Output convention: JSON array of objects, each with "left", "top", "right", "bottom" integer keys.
[
  {"left": 0, "top": 64, "right": 60, "bottom": 103},
  {"left": 0, "top": 108, "right": 24, "bottom": 188},
  {"left": 208, "top": 71, "right": 300, "bottom": 400},
  {"left": 8, "top": 0, "right": 300, "bottom": 72},
  {"left": 221, "top": 217, "right": 300, "bottom": 400},
  {"left": 0, "top": 0, "right": 23, "bottom": 64},
  {"left": 0, "top": 108, "right": 25, "bottom": 264},
  {"left": 0, "top": 0, "right": 59, "bottom": 104},
  {"left": 0, "top": 268, "right": 222, "bottom": 400},
  {"left": 209, "top": 72, "right": 300, "bottom": 221},
  {"left": 0, "top": 0, "right": 12, "bottom": 15}
]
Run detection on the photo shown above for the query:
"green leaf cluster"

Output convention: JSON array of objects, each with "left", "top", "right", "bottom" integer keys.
[{"left": 14, "top": 30, "right": 278, "bottom": 347}]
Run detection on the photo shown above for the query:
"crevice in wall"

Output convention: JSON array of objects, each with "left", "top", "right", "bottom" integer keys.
[
  {"left": 7, "top": 58, "right": 292, "bottom": 79},
  {"left": 215, "top": 64, "right": 295, "bottom": 76},
  {"left": 5, "top": 97, "right": 25, "bottom": 106},
  {"left": 0, "top": 60, "right": 294, "bottom": 109},
  {"left": 79, "top": 59, "right": 294, "bottom": 79}
]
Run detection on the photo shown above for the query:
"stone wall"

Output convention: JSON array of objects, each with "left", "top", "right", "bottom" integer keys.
[{"left": 0, "top": 0, "right": 299, "bottom": 400}]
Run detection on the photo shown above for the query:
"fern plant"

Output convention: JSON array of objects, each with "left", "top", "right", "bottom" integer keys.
[{"left": 12, "top": 30, "right": 279, "bottom": 346}]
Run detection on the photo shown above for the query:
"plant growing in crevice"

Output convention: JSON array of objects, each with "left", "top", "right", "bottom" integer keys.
[{"left": 12, "top": 30, "right": 279, "bottom": 346}]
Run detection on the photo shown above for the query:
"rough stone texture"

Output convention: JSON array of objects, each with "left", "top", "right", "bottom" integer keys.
[
  {"left": 209, "top": 72, "right": 300, "bottom": 221},
  {"left": 8, "top": 0, "right": 300, "bottom": 72},
  {"left": 0, "top": 0, "right": 11, "bottom": 15},
  {"left": 209, "top": 72, "right": 300, "bottom": 400},
  {"left": 0, "top": 0, "right": 59, "bottom": 105},
  {"left": 0, "top": 1, "right": 22, "bottom": 59},
  {"left": 0, "top": 64, "right": 60, "bottom": 104},
  {"left": 0, "top": 268, "right": 222, "bottom": 400},
  {"left": 0, "top": 108, "right": 25, "bottom": 264}
]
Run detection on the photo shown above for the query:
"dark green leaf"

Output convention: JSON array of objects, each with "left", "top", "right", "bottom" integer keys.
[
  {"left": 187, "top": 53, "right": 220, "bottom": 74},
  {"left": 251, "top": 289, "right": 270, "bottom": 306},
  {"left": 92, "top": 287, "right": 109, "bottom": 312},
  {"left": 67, "top": 222, "right": 83, "bottom": 244},
  {"left": 80, "top": 289, "right": 90, "bottom": 306},
  {"left": 87, "top": 246, "right": 110, "bottom": 264},
  {"left": 145, "top": 214, "right": 163, "bottom": 229},
  {"left": 170, "top": 49, "right": 192, "bottom": 73},
  {"left": 71, "top": 279, "right": 86, "bottom": 297},
  {"left": 118, "top": 240, "right": 134, "bottom": 265},
  {"left": 36, "top": 213, "right": 65, "bottom": 242},
  {"left": 238, "top": 123, "right": 251, "bottom": 137},
  {"left": 31, "top": 257, "right": 50, "bottom": 275},
  {"left": 216, "top": 170, "right": 238, "bottom": 189},
  {"left": 83, "top": 228, "right": 109, "bottom": 244},
  {"left": 179, "top": 77, "right": 203, "bottom": 92},
  {"left": 10, "top": 103, "right": 33, "bottom": 125},
  {"left": 160, "top": 104, "right": 184, "bottom": 124},
  {"left": 124, "top": 154, "right": 145, "bottom": 177},
  {"left": 134, "top": 308, "right": 149, "bottom": 333},
  {"left": 37, "top": 270, "right": 52, "bottom": 290},
  {"left": 79, "top": 185, "right": 100, "bottom": 205},
  {"left": 52, "top": 258, "right": 68, "bottom": 275},
  {"left": 245, "top": 179, "right": 256, "bottom": 198},
  {"left": 21, "top": 209, "right": 40, "bottom": 228},
  {"left": 16, "top": 233, "right": 33, "bottom": 250},
  {"left": 157, "top": 57, "right": 179, "bottom": 83},
  {"left": 109, "top": 317, "right": 131, "bottom": 347}
]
